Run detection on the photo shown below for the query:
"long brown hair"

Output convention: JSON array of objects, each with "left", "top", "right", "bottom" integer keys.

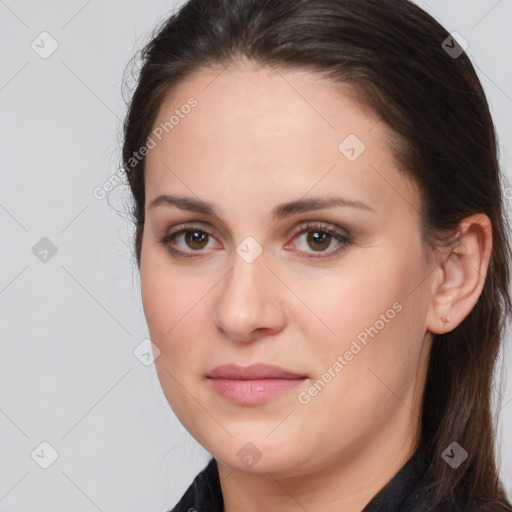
[{"left": 121, "top": 0, "right": 512, "bottom": 509}]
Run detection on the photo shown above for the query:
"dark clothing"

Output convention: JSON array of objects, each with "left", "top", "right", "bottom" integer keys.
[{"left": 168, "top": 448, "right": 512, "bottom": 512}]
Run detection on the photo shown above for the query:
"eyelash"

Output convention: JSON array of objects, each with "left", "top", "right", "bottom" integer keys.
[{"left": 159, "top": 222, "right": 352, "bottom": 260}]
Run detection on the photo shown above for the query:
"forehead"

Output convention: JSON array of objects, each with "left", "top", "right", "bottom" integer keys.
[
  {"left": 149, "top": 63, "right": 382, "bottom": 158},
  {"left": 144, "top": 63, "right": 418, "bottom": 219}
]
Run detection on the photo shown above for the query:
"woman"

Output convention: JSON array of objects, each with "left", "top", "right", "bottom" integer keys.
[{"left": 121, "top": 0, "right": 512, "bottom": 510}]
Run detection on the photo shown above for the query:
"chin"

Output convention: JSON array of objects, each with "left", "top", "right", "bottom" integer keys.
[{"left": 206, "top": 434, "right": 309, "bottom": 475}]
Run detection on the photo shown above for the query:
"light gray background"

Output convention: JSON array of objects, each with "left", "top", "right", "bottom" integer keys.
[{"left": 1, "top": 1, "right": 511, "bottom": 511}]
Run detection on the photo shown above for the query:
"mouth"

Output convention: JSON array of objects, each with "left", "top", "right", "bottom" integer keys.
[{"left": 206, "top": 363, "right": 308, "bottom": 405}]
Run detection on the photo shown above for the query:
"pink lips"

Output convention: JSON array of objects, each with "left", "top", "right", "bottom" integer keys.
[{"left": 207, "top": 363, "right": 307, "bottom": 405}]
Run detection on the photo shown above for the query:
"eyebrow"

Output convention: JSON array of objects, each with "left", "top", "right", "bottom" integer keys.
[{"left": 149, "top": 194, "right": 374, "bottom": 220}]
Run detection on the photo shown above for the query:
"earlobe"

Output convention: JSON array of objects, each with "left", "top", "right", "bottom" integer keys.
[{"left": 426, "top": 214, "right": 492, "bottom": 335}]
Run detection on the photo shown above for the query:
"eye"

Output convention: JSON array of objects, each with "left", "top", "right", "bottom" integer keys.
[
  {"left": 159, "top": 224, "right": 219, "bottom": 258},
  {"left": 159, "top": 221, "right": 352, "bottom": 260},
  {"left": 288, "top": 222, "right": 352, "bottom": 259}
]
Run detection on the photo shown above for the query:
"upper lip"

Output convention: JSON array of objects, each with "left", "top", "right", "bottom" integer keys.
[{"left": 207, "top": 363, "right": 306, "bottom": 380}]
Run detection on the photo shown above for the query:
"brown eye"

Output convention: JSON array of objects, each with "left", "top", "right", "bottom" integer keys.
[
  {"left": 306, "top": 230, "right": 332, "bottom": 251},
  {"left": 289, "top": 222, "right": 352, "bottom": 259},
  {"left": 184, "top": 230, "right": 210, "bottom": 250},
  {"left": 159, "top": 225, "right": 219, "bottom": 258}
]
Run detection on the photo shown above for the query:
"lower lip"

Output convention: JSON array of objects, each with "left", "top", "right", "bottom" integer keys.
[{"left": 208, "top": 377, "right": 306, "bottom": 405}]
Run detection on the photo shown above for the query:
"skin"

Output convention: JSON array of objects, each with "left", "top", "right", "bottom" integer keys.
[{"left": 139, "top": 60, "right": 492, "bottom": 512}]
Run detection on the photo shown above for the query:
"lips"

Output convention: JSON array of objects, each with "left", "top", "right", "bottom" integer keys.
[
  {"left": 206, "top": 363, "right": 307, "bottom": 405},
  {"left": 207, "top": 363, "right": 306, "bottom": 380}
]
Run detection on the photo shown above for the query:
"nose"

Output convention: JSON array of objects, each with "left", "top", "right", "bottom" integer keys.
[{"left": 213, "top": 249, "right": 287, "bottom": 343}]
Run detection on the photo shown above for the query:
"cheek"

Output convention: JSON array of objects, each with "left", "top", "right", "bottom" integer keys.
[
  {"left": 300, "top": 254, "right": 415, "bottom": 347},
  {"left": 141, "top": 237, "right": 190, "bottom": 333},
  {"left": 141, "top": 274, "right": 199, "bottom": 357},
  {"left": 140, "top": 244, "right": 215, "bottom": 374},
  {"left": 140, "top": 251, "right": 212, "bottom": 432},
  {"left": 301, "top": 241, "right": 429, "bottom": 380},
  {"left": 140, "top": 245, "right": 189, "bottom": 355}
]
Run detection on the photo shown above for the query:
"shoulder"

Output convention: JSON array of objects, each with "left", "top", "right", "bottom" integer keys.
[
  {"left": 166, "top": 458, "right": 223, "bottom": 512},
  {"left": 432, "top": 503, "right": 512, "bottom": 512},
  {"left": 405, "top": 488, "right": 512, "bottom": 512}
]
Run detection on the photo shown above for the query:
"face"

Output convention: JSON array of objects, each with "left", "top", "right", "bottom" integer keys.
[{"left": 140, "top": 62, "right": 436, "bottom": 477}]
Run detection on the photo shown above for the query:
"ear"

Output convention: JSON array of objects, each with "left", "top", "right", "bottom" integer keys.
[{"left": 426, "top": 213, "right": 493, "bottom": 334}]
